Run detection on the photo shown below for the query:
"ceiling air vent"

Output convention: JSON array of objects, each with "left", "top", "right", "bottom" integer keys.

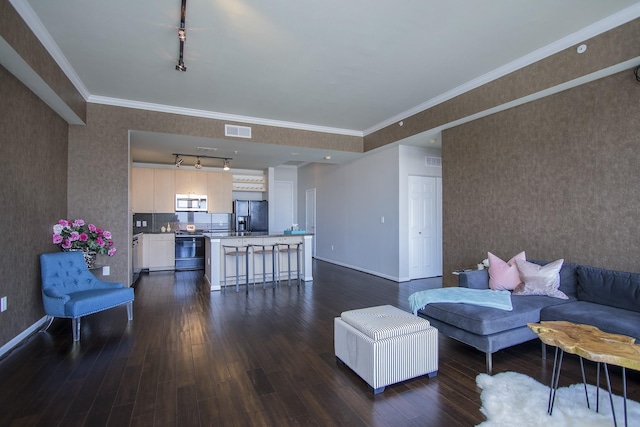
[
  {"left": 425, "top": 156, "right": 442, "bottom": 167},
  {"left": 225, "top": 124, "right": 252, "bottom": 139}
]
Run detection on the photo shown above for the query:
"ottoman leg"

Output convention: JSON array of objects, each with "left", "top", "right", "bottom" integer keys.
[
  {"left": 427, "top": 371, "right": 438, "bottom": 378},
  {"left": 371, "top": 385, "right": 385, "bottom": 395}
]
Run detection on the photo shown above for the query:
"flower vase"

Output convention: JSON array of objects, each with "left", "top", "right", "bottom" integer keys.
[{"left": 66, "top": 249, "right": 97, "bottom": 269}]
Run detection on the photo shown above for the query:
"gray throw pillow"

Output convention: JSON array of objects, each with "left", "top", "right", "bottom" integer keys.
[{"left": 513, "top": 259, "right": 568, "bottom": 299}]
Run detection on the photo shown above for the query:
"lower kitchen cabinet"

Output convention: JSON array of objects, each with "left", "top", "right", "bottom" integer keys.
[{"left": 143, "top": 233, "right": 175, "bottom": 271}]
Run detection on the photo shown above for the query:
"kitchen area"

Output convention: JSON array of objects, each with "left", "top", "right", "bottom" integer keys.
[{"left": 130, "top": 166, "right": 312, "bottom": 290}]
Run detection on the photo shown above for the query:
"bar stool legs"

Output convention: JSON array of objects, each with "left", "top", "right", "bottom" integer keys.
[
  {"left": 222, "top": 245, "right": 249, "bottom": 294},
  {"left": 279, "top": 242, "right": 302, "bottom": 287},
  {"left": 250, "top": 244, "right": 279, "bottom": 289}
]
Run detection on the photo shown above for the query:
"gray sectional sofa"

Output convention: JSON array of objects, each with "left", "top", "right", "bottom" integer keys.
[{"left": 417, "top": 261, "right": 640, "bottom": 373}]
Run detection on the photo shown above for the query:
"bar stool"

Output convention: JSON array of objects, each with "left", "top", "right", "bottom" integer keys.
[
  {"left": 222, "top": 242, "right": 250, "bottom": 294},
  {"left": 278, "top": 239, "right": 303, "bottom": 287},
  {"left": 249, "top": 238, "right": 280, "bottom": 289}
]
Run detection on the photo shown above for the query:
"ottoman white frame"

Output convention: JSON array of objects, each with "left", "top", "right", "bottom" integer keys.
[{"left": 334, "top": 305, "right": 438, "bottom": 394}]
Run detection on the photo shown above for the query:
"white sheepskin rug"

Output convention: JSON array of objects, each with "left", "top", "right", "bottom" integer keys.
[{"left": 476, "top": 371, "right": 640, "bottom": 427}]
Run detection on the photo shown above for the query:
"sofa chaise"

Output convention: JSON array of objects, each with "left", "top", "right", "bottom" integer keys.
[{"left": 417, "top": 261, "right": 640, "bottom": 373}]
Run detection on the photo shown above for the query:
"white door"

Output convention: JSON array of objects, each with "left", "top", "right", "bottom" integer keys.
[
  {"left": 408, "top": 176, "right": 442, "bottom": 279},
  {"left": 274, "top": 181, "right": 294, "bottom": 234},
  {"left": 305, "top": 188, "right": 316, "bottom": 256}
]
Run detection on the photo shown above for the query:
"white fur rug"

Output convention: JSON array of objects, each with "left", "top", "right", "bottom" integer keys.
[{"left": 476, "top": 371, "right": 640, "bottom": 427}]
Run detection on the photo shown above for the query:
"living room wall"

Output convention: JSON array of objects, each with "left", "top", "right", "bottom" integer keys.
[
  {"left": 441, "top": 69, "right": 640, "bottom": 287},
  {"left": 0, "top": 65, "right": 68, "bottom": 348}
]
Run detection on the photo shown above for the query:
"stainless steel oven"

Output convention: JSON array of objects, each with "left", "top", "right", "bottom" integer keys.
[{"left": 175, "top": 232, "right": 205, "bottom": 270}]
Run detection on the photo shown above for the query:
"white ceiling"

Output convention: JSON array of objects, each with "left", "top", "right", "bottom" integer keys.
[{"left": 16, "top": 0, "right": 640, "bottom": 170}]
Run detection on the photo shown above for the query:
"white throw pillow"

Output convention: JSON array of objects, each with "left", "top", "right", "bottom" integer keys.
[{"left": 513, "top": 259, "right": 568, "bottom": 299}]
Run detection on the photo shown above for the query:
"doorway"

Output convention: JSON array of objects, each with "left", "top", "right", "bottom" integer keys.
[{"left": 408, "top": 176, "right": 442, "bottom": 279}]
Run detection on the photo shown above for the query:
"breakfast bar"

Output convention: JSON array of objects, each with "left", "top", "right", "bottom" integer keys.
[{"left": 203, "top": 233, "right": 313, "bottom": 291}]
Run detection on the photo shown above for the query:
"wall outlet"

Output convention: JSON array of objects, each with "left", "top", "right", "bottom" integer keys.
[
  {"left": 102, "top": 266, "right": 110, "bottom": 276},
  {"left": 1, "top": 296, "right": 7, "bottom": 312}
]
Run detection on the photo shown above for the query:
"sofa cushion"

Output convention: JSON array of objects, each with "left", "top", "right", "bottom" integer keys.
[
  {"left": 577, "top": 266, "right": 640, "bottom": 313},
  {"left": 541, "top": 301, "right": 640, "bottom": 341},
  {"left": 488, "top": 251, "right": 526, "bottom": 291},
  {"left": 513, "top": 259, "right": 568, "bottom": 299},
  {"left": 419, "top": 294, "right": 572, "bottom": 336}
]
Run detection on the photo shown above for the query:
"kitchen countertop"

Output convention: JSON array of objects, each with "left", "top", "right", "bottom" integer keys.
[{"left": 203, "top": 232, "right": 313, "bottom": 239}]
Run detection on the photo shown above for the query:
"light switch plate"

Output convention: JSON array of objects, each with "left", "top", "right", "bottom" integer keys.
[{"left": 102, "top": 266, "right": 110, "bottom": 276}]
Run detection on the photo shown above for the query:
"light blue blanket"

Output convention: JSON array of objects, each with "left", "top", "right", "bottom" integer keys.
[{"left": 409, "top": 287, "right": 513, "bottom": 315}]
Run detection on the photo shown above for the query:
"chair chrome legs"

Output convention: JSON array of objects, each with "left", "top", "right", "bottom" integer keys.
[{"left": 72, "top": 317, "right": 81, "bottom": 342}]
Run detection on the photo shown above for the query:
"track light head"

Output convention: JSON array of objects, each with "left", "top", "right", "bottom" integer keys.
[
  {"left": 223, "top": 159, "right": 230, "bottom": 171},
  {"left": 195, "top": 157, "right": 202, "bottom": 169},
  {"left": 175, "top": 155, "right": 184, "bottom": 167}
]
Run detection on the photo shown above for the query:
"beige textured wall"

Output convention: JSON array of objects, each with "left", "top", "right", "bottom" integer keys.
[
  {"left": 0, "top": 65, "right": 69, "bottom": 345},
  {"left": 441, "top": 70, "right": 640, "bottom": 287}
]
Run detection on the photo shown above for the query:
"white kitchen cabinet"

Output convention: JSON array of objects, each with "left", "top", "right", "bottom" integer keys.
[
  {"left": 207, "top": 172, "right": 232, "bottom": 213},
  {"left": 131, "top": 168, "right": 154, "bottom": 212},
  {"left": 145, "top": 233, "right": 175, "bottom": 271},
  {"left": 131, "top": 168, "right": 175, "bottom": 213},
  {"left": 153, "top": 169, "right": 176, "bottom": 212},
  {"left": 175, "top": 170, "right": 208, "bottom": 195}
]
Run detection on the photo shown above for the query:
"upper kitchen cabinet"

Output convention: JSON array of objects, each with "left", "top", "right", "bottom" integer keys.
[
  {"left": 131, "top": 168, "right": 175, "bottom": 213},
  {"left": 175, "top": 170, "right": 208, "bottom": 195},
  {"left": 131, "top": 168, "right": 154, "bottom": 212},
  {"left": 153, "top": 169, "right": 176, "bottom": 212},
  {"left": 207, "top": 172, "right": 232, "bottom": 213}
]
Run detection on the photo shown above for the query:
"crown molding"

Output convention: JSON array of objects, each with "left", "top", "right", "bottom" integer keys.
[
  {"left": 12, "top": 0, "right": 640, "bottom": 138},
  {"left": 88, "top": 95, "right": 364, "bottom": 137},
  {"left": 363, "top": 3, "right": 640, "bottom": 136}
]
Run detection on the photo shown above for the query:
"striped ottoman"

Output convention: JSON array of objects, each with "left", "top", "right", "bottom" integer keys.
[{"left": 334, "top": 304, "right": 438, "bottom": 394}]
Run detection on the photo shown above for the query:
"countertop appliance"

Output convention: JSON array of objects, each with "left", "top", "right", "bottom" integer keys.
[
  {"left": 174, "top": 230, "right": 205, "bottom": 270},
  {"left": 176, "top": 194, "right": 208, "bottom": 212},
  {"left": 233, "top": 200, "right": 268, "bottom": 233}
]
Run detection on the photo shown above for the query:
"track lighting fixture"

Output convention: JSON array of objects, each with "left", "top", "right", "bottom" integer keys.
[
  {"left": 172, "top": 153, "right": 232, "bottom": 170},
  {"left": 175, "top": 0, "right": 187, "bottom": 72}
]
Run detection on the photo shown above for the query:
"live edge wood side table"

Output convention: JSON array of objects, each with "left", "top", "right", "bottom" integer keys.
[{"left": 528, "top": 321, "right": 640, "bottom": 427}]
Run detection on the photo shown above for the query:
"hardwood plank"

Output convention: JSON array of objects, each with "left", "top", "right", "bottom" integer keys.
[{"left": 0, "top": 260, "right": 638, "bottom": 426}]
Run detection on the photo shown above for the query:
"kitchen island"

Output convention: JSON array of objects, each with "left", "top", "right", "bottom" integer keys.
[{"left": 203, "top": 233, "right": 313, "bottom": 291}]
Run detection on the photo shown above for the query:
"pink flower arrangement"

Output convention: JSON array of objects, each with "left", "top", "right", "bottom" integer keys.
[{"left": 52, "top": 219, "right": 116, "bottom": 256}]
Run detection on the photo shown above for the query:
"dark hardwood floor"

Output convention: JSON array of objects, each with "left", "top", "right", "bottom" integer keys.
[{"left": 2, "top": 260, "right": 638, "bottom": 426}]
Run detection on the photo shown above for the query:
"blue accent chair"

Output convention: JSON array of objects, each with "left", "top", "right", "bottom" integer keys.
[{"left": 40, "top": 251, "right": 134, "bottom": 342}]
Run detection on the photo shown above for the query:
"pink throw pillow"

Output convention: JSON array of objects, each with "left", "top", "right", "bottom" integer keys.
[{"left": 488, "top": 251, "right": 526, "bottom": 291}]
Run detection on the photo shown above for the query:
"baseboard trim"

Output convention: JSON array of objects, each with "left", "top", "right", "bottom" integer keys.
[
  {"left": 313, "top": 257, "right": 401, "bottom": 282},
  {"left": 0, "top": 316, "right": 49, "bottom": 359}
]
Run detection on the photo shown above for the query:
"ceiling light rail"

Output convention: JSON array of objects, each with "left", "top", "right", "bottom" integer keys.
[
  {"left": 175, "top": 0, "right": 187, "bottom": 71},
  {"left": 174, "top": 153, "right": 232, "bottom": 170}
]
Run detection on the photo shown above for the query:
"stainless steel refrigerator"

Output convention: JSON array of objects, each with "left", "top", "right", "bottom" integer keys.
[{"left": 233, "top": 200, "right": 268, "bottom": 233}]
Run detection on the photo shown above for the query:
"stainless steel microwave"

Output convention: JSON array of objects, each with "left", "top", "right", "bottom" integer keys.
[{"left": 175, "top": 194, "right": 208, "bottom": 212}]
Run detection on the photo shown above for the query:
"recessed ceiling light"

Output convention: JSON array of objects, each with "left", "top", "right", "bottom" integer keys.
[
  {"left": 197, "top": 146, "right": 217, "bottom": 151},
  {"left": 324, "top": 156, "right": 331, "bottom": 160},
  {"left": 428, "top": 138, "right": 437, "bottom": 144},
  {"left": 291, "top": 153, "right": 299, "bottom": 156}
]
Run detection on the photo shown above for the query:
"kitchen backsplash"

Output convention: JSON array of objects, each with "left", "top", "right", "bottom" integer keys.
[{"left": 133, "top": 212, "right": 231, "bottom": 234}]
